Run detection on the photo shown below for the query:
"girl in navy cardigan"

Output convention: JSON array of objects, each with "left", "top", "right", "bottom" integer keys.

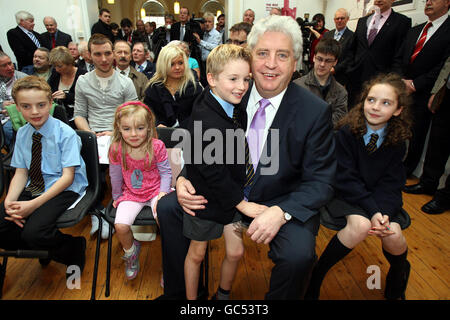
[{"left": 306, "top": 73, "right": 413, "bottom": 300}]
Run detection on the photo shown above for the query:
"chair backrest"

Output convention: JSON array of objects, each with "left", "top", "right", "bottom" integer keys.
[
  {"left": 156, "top": 127, "right": 189, "bottom": 188},
  {"left": 56, "top": 130, "right": 100, "bottom": 228},
  {"left": 76, "top": 130, "right": 100, "bottom": 199}
]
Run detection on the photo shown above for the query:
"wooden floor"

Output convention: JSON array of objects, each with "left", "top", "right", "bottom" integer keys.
[{"left": 1, "top": 177, "right": 449, "bottom": 300}]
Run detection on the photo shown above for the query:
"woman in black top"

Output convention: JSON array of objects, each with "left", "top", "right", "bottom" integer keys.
[
  {"left": 144, "top": 44, "right": 202, "bottom": 128},
  {"left": 48, "top": 46, "right": 86, "bottom": 121}
]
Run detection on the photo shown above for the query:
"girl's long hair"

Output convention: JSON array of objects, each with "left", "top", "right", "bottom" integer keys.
[
  {"left": 337, "top": 73, "right": 412, "bottom": 147},
  {"left": 109, "top": 102, "right": 157, "bottom": 170}
]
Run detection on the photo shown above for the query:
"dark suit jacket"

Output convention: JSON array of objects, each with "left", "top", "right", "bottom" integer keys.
[
  {"left": 185, "top": 88, "right": 247, "bottom": 224},
  {"left": 40, "top": 29, "right": 72, "bottom": 50},
  {"left": 243, "top": 82, "right": 336, "bottom": 223},
  {"left": 349, "top": 10, "right": 411, "bottom": 84},
  {"left": 323, "top": 27, "right": 354, "bottom": 85},
  {"left": 91, "top": 19, "right": 114, "bottom": 43},
  {"left": 130, "top": 60, "right": 155, "bottom": 79},
  {"left": 393, "top": 16, "right": 450, "bottom": 98},
  {"left": 7, "top": 26, "right": 44, "bottom": 70},
  {"left": 170, "top": 22, "right": 196, "bottom": 44}
]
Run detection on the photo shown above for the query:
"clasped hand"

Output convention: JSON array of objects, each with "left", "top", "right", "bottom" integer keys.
[
  {"left": 368, "top": 212, "right": 395, "bottom": 237},
  {"left": 4, "top": 199, "right": 38, "bottom": 228}
]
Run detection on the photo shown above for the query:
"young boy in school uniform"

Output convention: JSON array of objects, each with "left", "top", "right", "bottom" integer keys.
[
  {"left": 183, "top": 44, "right": 268, "bottom": 300},
  {"left": 0, "top": 76, "right": 88, "bottom": 274}
]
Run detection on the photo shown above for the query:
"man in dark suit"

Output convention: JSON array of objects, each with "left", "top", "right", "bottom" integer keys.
[
  {"left": 322, "top": 8, "right": 354, "bottom": 86},
  {"left": 393, "top": 0, "right": 450, "bottom": 178},
  {"left": 130, "top": 42, "right": 154, "bottom": 79},
  {"left": 156, "top": 15, "right": 336, "bottom": 300},
  {"left": 91, "top": 8, "right": 114, "bottom": 43},
  {"left": 404, "top": 56, "right": 450, "bottom": 214},
  {"left": 40, "top": 16, "right": 72, "bottom": 50},
  {"left": 346, "top": 0, "right": 411, "bottom": 108},
  {"left": 7, "top": 10, "right": 44, "bottom": 71}
]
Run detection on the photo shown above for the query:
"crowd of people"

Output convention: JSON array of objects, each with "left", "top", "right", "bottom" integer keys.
[{"left": 0, "top": 0, "right": 449, "bottom": 301}]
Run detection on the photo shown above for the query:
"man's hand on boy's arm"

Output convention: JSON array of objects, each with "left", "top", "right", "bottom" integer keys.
[
  {"left": 236, "top": 200, "right": 268, "bottom": 218},
  {"left": 176, "top": 176, "right": 207, "bottom": 216},
  {"left": 247, "top": 205, "right": 285, "bottom": 245}
]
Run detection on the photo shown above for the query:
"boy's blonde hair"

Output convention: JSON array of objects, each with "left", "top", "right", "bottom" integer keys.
[
  {"left": 109, "top": 102, "right": 157, "bottom": 171},
  {"left": 206, "top": 44, "right": 252, "bottom": 77},
  {"left": 12, "top": 75, "right": 52, "bottom": 103}
]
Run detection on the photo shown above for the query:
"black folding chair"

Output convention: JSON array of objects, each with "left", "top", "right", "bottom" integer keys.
[
  {"left": 0, "top": 130, "right": 103, "bottom": 300},
  {"left": 102, "top": 127, "right": 209, "bottom": 298}
]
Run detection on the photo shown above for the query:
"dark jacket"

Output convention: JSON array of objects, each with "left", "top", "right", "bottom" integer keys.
[
  {"left": 130, "top": 60, "right": 155, "bottom": 79},
  {"left": 294, "top": 71, "right": 348, "bottom": 125},
  {"left": 91, "top": 19, "right": 114, "bottom": 43},
  {"left": 322, "top": 27, "right": 354, "bottom": 85},
  {"left": 7, "top": 26, "right": 44, "bottom": 70},
  {"left": 143, "top": 77, "right": 202, "bottom": 128},
  {"left": 334, "top": 125, "right": 406, "bottom": 218},
  {"left": 41, "top": 29, "right": 72, "bottom": 50},
  {"left": 348, "top": 10, "right": 411, "bottom": 83},
  {"left": 47, "top": 67, "right": 87, "bottom": 118},
  {"left": 185, "top": 88, "right": 247, "bottom": 224}
]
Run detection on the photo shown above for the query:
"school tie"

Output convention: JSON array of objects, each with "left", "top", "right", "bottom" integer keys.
[
  {"left": 25, "top": 132, "right": 45, "bottom": 196},
  {"left": 366, "top": 133, "right": 379, "bottom": 154},
  {"left": 120, "top": 70, "right": 125, "bottom": 75},
  {"left": 247, "top": 98, "right": 271, "bottom": 170},
  {"left": 232, "top": 107, "right": 255, "bottom": 187},
  {"left": 410, "top": 22, "right": 432, "bottom": 64},
  {"left": 28, "top": 31, "right": 41, "bottom": 48}
]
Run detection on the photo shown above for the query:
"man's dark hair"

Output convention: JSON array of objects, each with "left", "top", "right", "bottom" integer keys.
[
  {"left": 229, "top": 22, "right": 252, "bottom": 35},
  {"left": 88, "top": 33, "right": 113, "bottom": 52},
  {"left": 110, "top": 22, "right": 119, "bottom": 30},
  {"left": 99, "top": 8, "right": 110, "bottom": 16},
  {"left": 120, "top": 18, "right": 132, "bottom": 28},
  {"left": 218, "top": 13, "right": 225, "bottom": 19},
  {"left": 315, "top": 38, "right": 341, "bottom": 59}
]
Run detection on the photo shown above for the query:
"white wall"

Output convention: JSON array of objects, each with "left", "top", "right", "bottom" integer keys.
[{"left": 0, "top": 0, "right": 99, "bottom": 67}]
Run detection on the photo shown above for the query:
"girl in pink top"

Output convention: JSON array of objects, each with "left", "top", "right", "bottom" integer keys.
[{"left": 109, "top": 101, "right": 172, "bottom": 280}]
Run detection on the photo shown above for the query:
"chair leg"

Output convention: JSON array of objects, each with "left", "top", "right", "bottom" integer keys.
[
  {"left": 0, "top": 256, "right": 8, "bottom": 299},
  {"left": 105, "top": 221, "right": 113, "bottom": 297},
  {"left": 90, "top": 211, "right": 102, "bottom": 301},
  {"left": 204, "top": 242, "right": 209, "bottom": 296}
]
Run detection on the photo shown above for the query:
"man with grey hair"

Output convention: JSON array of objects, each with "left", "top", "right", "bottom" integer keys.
[
  {"left": 193, "top": 12, "right": 222, "bottom": 86},
  {"left": 76, "top": 41, "right": 94, "bottom": 74},
  {"left": 41, "top": 16, "right": 72, "bottom": 50},
  {"left": 322, "top": 8, "right": 354, "bottom": 86},
  {"left": 157, "top": 14, "right": 336, "bottom": 300},
  {"left": 0, "top": 51, "right": 27, "bottom": 146},
  {"left": 21, "top": 47, "right": 52, "bottom": 80},
  {"left": 7, "top": 10, "right": 44, "bottom": 70},
  {"left": 243, "top": 9, "right": 255, "bottom": 25}
]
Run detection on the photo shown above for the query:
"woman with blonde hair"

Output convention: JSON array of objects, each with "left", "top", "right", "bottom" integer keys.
[
  {"left": 48, "top": 46, "right": 86, "bottom": 120},
  {"left": 144, "top": 44, "right": 202, "bottom": 128}
]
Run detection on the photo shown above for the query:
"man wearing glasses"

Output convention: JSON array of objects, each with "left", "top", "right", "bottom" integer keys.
[
  {"left": 294, "top": 38, "right": 348, "bottom": 126},
  {"left": 226, "top": 22, "right": 252, "bottom": 47}
]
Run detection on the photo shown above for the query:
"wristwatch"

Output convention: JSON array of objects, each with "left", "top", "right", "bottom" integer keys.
[{"left": 283, "top": 212, "right": 292, "bottom": 222}]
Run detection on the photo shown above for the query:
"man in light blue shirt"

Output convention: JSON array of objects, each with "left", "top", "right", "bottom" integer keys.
[{"left": 193, "top": 12, "right": 223, "bottom": 86}]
